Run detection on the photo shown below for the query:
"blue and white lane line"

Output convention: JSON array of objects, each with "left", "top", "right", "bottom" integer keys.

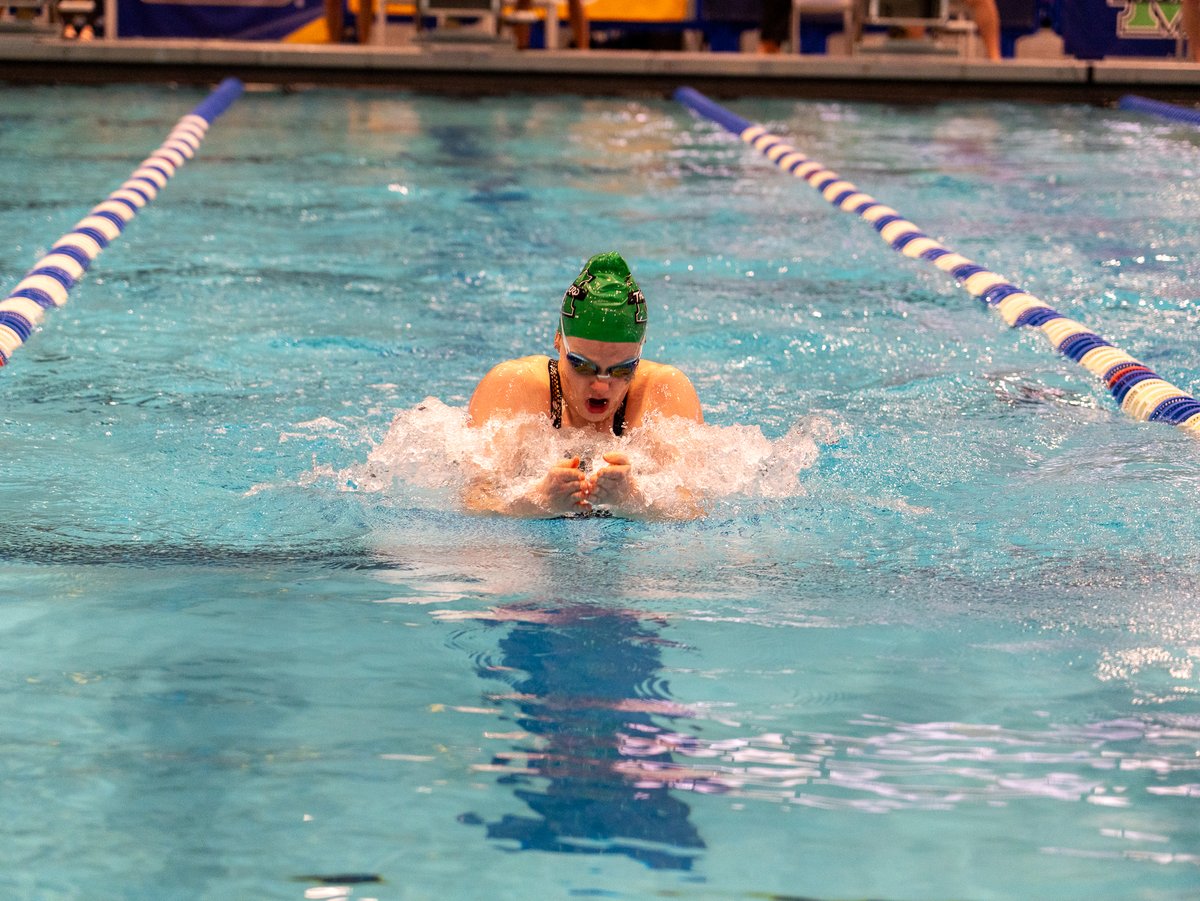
[
  {"left": 674, "top": 86, "right": 1200, "bottom": 435},
  {"left": 0, "top": 77, "right": 244, "bottom": 369}
]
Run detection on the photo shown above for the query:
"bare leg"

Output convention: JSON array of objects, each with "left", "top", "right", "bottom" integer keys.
[
  {"left": 758, "top": 0, "right": 787, "bottom": 52},
  {"left": 324, "top": 0, "right": 344, "bottom": 42},
  {"left": 961, "top": 0, "right": 1001, "bottom": 60},
  {"left": 355, "top": 0, "right": 372, "bottom": 44},
  {"left": 513, "top": 0, "right": 531, "bottom": 48},
  {"left": 568, "top": 0, "right": 589, "bottom": 49},
  {"left": 1183, "top": 0, "right": 1200, "bottom": 62}
]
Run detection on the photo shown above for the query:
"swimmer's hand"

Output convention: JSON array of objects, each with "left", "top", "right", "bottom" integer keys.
[
  {"left": 463, "top": 456, "right": 589, "bottom": 518},
  {"left": 536, "top": 456, "right": 592, "bottom": 516},
  {"left": 465, "top": 452, "right": 703, "bottom": 521},
  {"left": 585, "top": 452, "right": 645, "bottom": 511},
  {"left": 589, "top": 451, "right": 705, "bottom": 521}
]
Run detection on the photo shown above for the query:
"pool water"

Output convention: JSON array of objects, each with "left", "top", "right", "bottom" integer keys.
[{"left": 1, "top": 84, "right": 1198, "bottom": 901}]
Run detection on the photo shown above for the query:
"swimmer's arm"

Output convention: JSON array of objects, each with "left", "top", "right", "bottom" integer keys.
[
  {"left": 619, "top": 367, "right": 705, "bottom": 519},
  {"left": 462, "top": 478, "right": 546, "bottom": 518},
  {"left": 464, "top": 457, "right": 590, "bottom": 518},
  {"left": 590, "top": 452, "right": 706, "bottom": 522},
  {"left": 466, "top": 358, "right": 581, "bottom": 517},
  {"left": 658, "top": 485, "right": 705, "bottom": 520},
  {"left": 595, "top": 478, "right": 705, "bottom": 522},
  {"left": 633, "top": 482, "right": 706, "bottom": 522}
]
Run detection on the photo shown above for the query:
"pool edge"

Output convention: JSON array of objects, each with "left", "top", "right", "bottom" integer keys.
[{"left": 3, "top": 36, "right": 1200, "bottom": 103}]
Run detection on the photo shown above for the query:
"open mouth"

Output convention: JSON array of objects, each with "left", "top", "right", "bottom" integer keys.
[{"left": 586, "top": 398, "right": 609, "bottom": 414}]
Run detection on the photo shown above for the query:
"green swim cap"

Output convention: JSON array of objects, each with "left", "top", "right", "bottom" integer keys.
[{"left": 559, "top": 251, "right": 647, "bottom": 344}]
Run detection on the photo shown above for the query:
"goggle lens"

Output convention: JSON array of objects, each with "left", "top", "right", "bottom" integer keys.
[{"left": 566, "top": 352, "right": 639, "bottom": 381}]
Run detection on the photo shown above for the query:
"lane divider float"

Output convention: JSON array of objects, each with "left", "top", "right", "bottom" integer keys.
[
  {"left": 1118, "top": 94, "right": 1200, "bottom": 127},
  {"left": 0, "top": 77, "right": 245, "bottom": 369},
  {"left": 673, "top": 86, "right": 1200, "bottom": 435}
]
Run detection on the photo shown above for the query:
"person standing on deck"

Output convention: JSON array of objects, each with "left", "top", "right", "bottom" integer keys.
[{"left": 466, "top": 252, "right": 703, "bottom": 519}]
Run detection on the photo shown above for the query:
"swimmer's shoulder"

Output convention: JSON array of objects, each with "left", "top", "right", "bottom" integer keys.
[
  {"left": 480, "top": 355, "right": 549, "bottom": 384},
  {"left": 468, "top": 355, "right": 551, "bottom": 425},
  {"left": 627, "top": 359, "right": 704, "bottom": 425}
]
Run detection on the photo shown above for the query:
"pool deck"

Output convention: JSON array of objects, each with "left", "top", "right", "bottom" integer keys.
[{"left": 3, "top": 29, "right": 1200, "bottom": 103}]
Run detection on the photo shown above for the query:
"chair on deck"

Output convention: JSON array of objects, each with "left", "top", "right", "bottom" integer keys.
[
  {"left": 860, "top": 0, "right": 987, "bottom": 57},
  {"left": 414, "top": 0, "right": 507, "bottom": 42},
  {"left": 413, "top": 0, "right": 565, "bottom": 46},
  {"left": 0, "top": 0, "right": 53, "bottom": 33},
  {"left": 865, "top": 0, "right": 949, "bottom": 28}
]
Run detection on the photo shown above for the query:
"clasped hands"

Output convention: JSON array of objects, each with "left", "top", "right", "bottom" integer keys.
[{"left": 537, "top": 453, "right": 640, "bottom": 515}]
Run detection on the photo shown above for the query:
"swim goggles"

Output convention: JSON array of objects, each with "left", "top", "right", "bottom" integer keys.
[{"left": 559, "top": 330, "right": 640, "bottom": 381}]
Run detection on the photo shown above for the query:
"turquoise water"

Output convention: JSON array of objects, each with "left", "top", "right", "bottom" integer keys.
[{"left": 1, "top": 84, "right": 1199, "bottom": 900}]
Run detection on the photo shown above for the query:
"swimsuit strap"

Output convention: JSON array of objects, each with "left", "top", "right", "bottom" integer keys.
[
  {"left": 548, "top": 356, "right": 628, "bottom": 436},
  {"left": 613, "top": 394, "right": 627, "bottom": 437},
  {"left": 548, "top": 358, "right": 563, "bottom": 429}
]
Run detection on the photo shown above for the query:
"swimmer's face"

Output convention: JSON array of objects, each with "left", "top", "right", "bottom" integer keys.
[{"left": 555, "top": 332, "right": 642, "bottom": 426}]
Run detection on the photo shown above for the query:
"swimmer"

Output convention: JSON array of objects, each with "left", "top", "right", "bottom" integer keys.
[{"left": 466, "top": 251, "right": 703, "bottom": 519}]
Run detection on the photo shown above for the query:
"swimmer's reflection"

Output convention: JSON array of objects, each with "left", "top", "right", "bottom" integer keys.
[{"left": 459, "top": 602, "right": 707, "bottom": 870}]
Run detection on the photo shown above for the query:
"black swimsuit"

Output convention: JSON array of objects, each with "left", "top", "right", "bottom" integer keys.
[{"left": 548, "top": 359, "right": 627, "bottom": 436}]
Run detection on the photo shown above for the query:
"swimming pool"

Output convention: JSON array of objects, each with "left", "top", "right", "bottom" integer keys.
[{"left": 1, "top": 83, "right": 1198, "bottom": 900}]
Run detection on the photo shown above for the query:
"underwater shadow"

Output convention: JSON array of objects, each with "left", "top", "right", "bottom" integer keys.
[{"left": 460, "top": 601, "right": 710, "bottom": 871}]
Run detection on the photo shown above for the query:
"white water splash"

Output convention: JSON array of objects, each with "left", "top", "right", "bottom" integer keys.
[{"left": 343, "top": 397, "right": 844, "bottom": 514}]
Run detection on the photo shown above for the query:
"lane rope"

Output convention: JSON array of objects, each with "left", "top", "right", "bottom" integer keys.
[
  {"left": 0, "top": 77, "right": 245, "bottom": 369},
  {"left": 1118, "top": 94, "right": 1200, "bottom": 127},
  {"left": 673, "top": 86, "right": 1200, "bottom": 435}
]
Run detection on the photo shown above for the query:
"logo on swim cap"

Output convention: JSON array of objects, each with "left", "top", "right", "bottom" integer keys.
[{"left": 559, "top": 251, "right": 647, "bottom": 344}]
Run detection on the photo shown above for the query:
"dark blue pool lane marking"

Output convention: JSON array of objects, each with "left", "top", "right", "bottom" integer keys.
[
  {"left": 673, "top": 87, "right": 1200, "bottom": 436},
  {"left": 0, "top": 77, "right": 244, "bottom": 370}
]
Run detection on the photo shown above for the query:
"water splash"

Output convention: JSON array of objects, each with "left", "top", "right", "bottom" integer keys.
[{"left": 344, "top": 397, "right": 844, "bottom": 515}]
